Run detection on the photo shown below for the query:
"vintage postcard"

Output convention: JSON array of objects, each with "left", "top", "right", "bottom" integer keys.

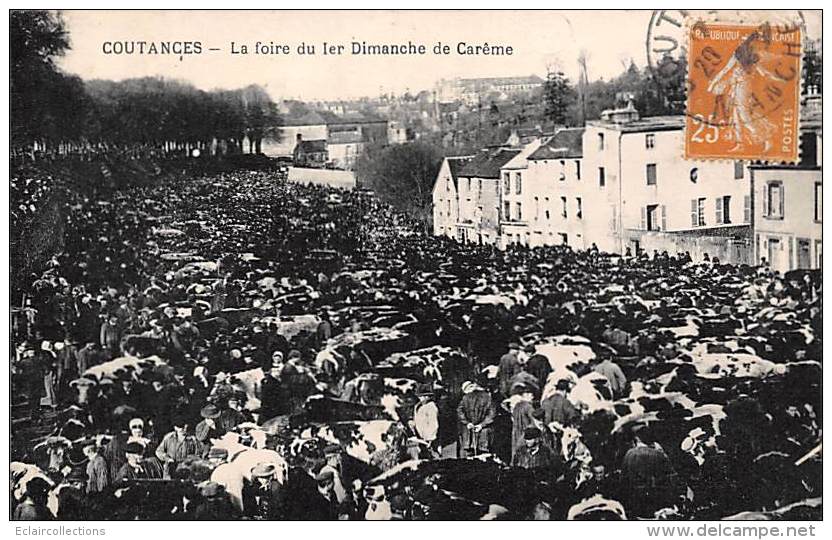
[{"left": 8, "top": 8, "right": 823, "bottom": 527}]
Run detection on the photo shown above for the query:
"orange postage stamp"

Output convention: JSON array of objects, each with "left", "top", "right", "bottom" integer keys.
[{"left": 684, "top": 21, "right": 802, "bottom": 162}]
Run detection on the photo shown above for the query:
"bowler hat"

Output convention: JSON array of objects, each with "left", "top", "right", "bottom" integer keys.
[{"left": 524, "top": 426, "right": 542, "bottom": 440}]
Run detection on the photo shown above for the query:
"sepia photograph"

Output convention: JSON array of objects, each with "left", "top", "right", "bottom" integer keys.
[{"left": 6, "top": 7, "right": 824, "bottom": 525}]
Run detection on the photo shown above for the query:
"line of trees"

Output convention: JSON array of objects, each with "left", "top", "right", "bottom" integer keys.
[{"left": 11, "top": 10, "right": 281, "bottom": 157}]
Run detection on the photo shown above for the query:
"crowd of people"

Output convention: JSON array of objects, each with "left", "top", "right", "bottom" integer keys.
[{"left": 10, "top": 167, "right": 822, "bottom": 521}]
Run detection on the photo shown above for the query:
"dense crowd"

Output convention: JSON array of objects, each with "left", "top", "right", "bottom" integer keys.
[{"left": 10, "top": 168, "right": 822, "bottom": 521}]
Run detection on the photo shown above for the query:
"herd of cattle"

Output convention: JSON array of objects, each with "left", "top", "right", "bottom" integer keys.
[{"left": 10, "top": 170, "right": 823, "bottom": 520}]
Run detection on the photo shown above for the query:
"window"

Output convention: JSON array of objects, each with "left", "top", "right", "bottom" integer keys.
[
  {"left": 646, "top": 164, "right": 657, "bottom": 186},
  {"left": 503, "top": 172, "right": 511, "bottom": 195},
  {"left": 561, "top": 196, "right": 568, "bottom": 218},
  {"left": 815, "top": 183, "right": 822, "bottom": 222},
  {"left": 598, "top": 167, "right": 606, "bottom": 188},
  {"left": 645, "top": 133, "right": 655, "bottom": 149},
  {"left": 446, "top": 179, "right": 450, "bottom": 192},
  {"left": 765, "top": 181, "right": 784, "bottom": 219},
  {"left": 447, "top": 200, "right": 451, "bottom": 215},
  {"left": 716, "top": 195, "right": 731, "bottom": 224},
  {"left": 661, "top": 205, "right": 667, "bottom": 230},
  {"left": 576, "top": 197, "right": 583, "bottom": 219},
  {"left": 534, "top": 197, "right": 540, "bottom": 220},
  {"left": 476, "top": 178, "right": 481, "bottom": 198},
  {"left": 467, "top": 178, "right": 471, "bottom": 192},
  {"left": 691, "top": 198, "right": 706, "bottom": 227},
  {"left": 598, "top": 133, "right": 605, "bottom": 151},
  {"left": 503, "top": 201, "right": 510, "bottom": 221},
  {"left": 558, "top": 233, "right": 568, "bottom": 245},
  {"left": 575, "top": 160, "right": 581, "bottom": 180},
  {"left": 744, "top": 195, "right": 751, "bottom": 223},
  {"left": 644, "top": 204, "right": 659, "bottom": 231},
  {"left": 690, "top": 167, "right": 698, "bottom": 183},
  {"left": 515, "top": 202, "right": 522, "bottom": 221},
  {"left": 515, "top": 172, "right": 522, "bottom": 195},
  {"left": 734, "top": 161, "right": 744, "bottom": 179}
]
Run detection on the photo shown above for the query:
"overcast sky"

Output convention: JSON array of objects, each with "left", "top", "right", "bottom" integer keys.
[{"left": 56, "top": 10, "right": 820, "bottom": 101}]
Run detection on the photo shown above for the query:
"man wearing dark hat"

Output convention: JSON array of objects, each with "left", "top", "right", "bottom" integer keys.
[
  {"left": 155, "top": 414, "right": 201, "bottom": 479},
  {"left": 190, "top": 481, "right": 240, "bottom": 520},
  {"left": 498, "top": 342, "right": 522, "bottom": 397},
  {"left": 511, "top": 427, "right": 558, "bottom": 471},
  {"left": 216, "top": 392, "right": 249, "bottom": 433},
  {"left": 196, "top": 404, "right": 223, "bottom": 456},
  {"left": 12, "top": 477, "right": 53, "bottom": 520},
  {"left": 242, "top": 463, "right": 285, "bottom": 520},
  {"left": 116, "top": 442, "right": 163, "bottom": 484},
  {"left": 541, "top": 379, "right": 580, "bottom": 427}
]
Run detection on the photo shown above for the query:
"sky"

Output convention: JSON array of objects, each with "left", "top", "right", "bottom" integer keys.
[{"left": 56, "top": 10, "right": 821, "bottom": 101}]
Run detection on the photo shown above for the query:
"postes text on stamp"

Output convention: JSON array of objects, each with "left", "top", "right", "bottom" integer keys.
[{"left": 685, "top": 21, "right": 802, "bottom": 162}]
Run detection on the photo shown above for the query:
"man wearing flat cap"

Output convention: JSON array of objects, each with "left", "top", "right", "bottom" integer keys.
[
  {"left": 498, "top": 342, "right": 522, "bottom": 397},
  {"left": 511, "top": 426, "right": 558, "bottom": 471}
]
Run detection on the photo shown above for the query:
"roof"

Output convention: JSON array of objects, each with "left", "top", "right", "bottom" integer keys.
[
  {"left": 587, "top": 115, "right": 684, "bottom": 133},
  {"left": 458, "top": 75, "right": 544, "bottom": 89},
  {"left": 328, "top": 131, "right": 364, "bottom": 145},
  {"left": 443, "top": 155, "right": 475, "bottom": 190},
  {"left": 457, "top": 148, "right": 521, "bottom": 179},
  {"left": 283, "top": 110, "right": 387, "bottom": 127},
  {"left": 528, "top": 128, "right": 585, "bottom": 160},
  {"left": 502, "top": 138, "right": 546, "bottom": 169},
  {"left": 448, "top": 156, "right": 473, "bottom": 180},
  {"left": 296, "top": 139, "right": 327, "bottom": 153}
]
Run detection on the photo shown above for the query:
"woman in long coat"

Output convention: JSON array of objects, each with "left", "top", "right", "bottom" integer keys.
[{"left": 456, "top": 382, "right": 495, "bottom": 457}]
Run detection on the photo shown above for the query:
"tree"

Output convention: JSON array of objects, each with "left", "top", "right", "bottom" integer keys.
[
  {"left": 10, "top": 10, "right": 88, "bottom": 146},
  {"left": 542, "top": 70, "right": 575, "bottom": 126},
  {"left": 354, "top": 142, "right": 444, "bottom": 231}
]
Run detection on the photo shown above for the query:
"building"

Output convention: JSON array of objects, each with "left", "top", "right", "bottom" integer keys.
[
  {"left": 751, "top": 98, "right": 822, "bottom": 273},
  {"left": 582, "top": 102, "right": 752, "bottom": 262},
  {"left": 292, "top": 135, "right": 328, "bottom": 167},
  {"left": 498, "top": 138, "right": 544, "bottom": 247},
  {"left": 436, "top": 75, "right": 544, "bottom": 105},
  {"left": 262, "top": 110, "right": 389, "bottom": 168},
  {"left": 454, "top": 148, "right": 521, "bottom": 244},
  {"left": 522, "top": 127, "right": 586, "bottom": 248},
  {"left": 327, "top": 128, "right": 364, "bottom": 170},
  {"left": 431, "top": 98, "right": 822, "bottom": 266},
  {"left": 432, "top": 156, "right": 473, "bottom": 238}
]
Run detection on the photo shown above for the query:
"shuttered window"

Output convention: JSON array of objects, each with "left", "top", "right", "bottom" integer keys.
[
  {"left": 734, "top": 161, "right": 744, "bottom": 179},
  {"left": 661, "top": 205, "right": 667, "bottom": 231},
  {"left": 646, "top": 163, "right": 657, "bottom": 186},
  {"left": 716, "top": 197, "right": 723, "bottom": 224},
  {"left": 765, "top": 181, "right": 784, "bottom": 219},
  {"left": 691, "top": 199, "right": 698, "bottom": 227},
  {"left": 744, "top": 195, "right": 751, "bottom": 223}
]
